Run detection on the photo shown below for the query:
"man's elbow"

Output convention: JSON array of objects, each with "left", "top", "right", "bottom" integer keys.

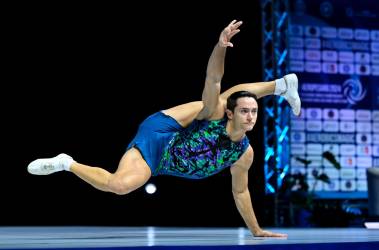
[{"left": 232, "top": 187, "right": 248, "bottom": 197}]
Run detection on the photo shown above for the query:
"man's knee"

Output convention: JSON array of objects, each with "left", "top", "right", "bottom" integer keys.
[
  {"left": 107, "top": 150, "right": 152, "bottom": 195},
  {"left": 108, "top": 176, "right": 132, "bottom": 195},
  {"left": 107, "top": 172, "right": 150, "bottom": 195}
]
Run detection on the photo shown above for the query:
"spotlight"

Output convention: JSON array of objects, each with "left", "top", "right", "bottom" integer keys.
[{"left": 145, "top": 183, "right": 157, "bottom": 194}]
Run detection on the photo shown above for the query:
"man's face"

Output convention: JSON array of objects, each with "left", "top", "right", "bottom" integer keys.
[{"left": 228, "top": 97, "right": 258, "bottom": 131}]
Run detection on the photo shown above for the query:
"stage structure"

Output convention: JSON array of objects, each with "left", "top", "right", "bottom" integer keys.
[
  {"left": 261, "top": 0, "right": 291, "bottom": 226},
  {"left": 261, "top": 0, "right": 291, "bottom": 195}
]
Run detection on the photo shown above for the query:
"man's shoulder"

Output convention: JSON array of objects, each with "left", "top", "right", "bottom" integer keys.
[
  {"left": 234, "top": 145, "right": 254, "bottom": 168},
  {"left": 242, "top": 145, "right": 254, "bottom": 156}
]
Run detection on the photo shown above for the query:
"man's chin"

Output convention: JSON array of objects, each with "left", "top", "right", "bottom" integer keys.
[{"left": 244, "top": 125, "right": 255, "bottom": 131}]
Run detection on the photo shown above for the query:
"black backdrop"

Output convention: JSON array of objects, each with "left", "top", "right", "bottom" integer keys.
[{"left": 3, "top": 2, "right": 268, "bottom": 228}]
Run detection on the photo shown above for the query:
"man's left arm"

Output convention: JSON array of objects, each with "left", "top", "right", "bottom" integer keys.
[
  {"left": 197, "top": 20, "right": 243, "bottom": 120},
  {"left": 230, "top": 147, "right": 287, "bottom": 237}
]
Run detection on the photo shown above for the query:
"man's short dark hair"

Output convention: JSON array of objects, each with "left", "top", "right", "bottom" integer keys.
[{"left": 226, "top": 91, "right": 258, "bottom": 112}]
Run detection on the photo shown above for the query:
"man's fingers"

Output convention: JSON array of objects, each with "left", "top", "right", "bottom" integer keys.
[
  {"left": 228, "top": 20, "right": 243, "bottom": 30},
  {"left": 273, "top": 233, "right": 287, "bottom": 237},
  {"left": 229, "top": 19, "right": 237, "bottom": 26},
  {"left": 255, "top": 231, "right": 288, "bottom": 238},
  {"left": 267, "top": 232, "right": 288, "bottom": 237},
  {"left": 233, "top": 21, "right": 243, "bottom": 28},
  {"left": 230, "top": 21, "right": 243, "bottom": 30}
]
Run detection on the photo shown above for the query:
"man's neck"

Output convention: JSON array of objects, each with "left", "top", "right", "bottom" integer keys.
[{"left": 226, "top": 121, "right": 246, "bottom": 142}]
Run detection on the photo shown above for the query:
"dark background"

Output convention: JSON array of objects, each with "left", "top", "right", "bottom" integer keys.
[{"left": 3, "top": 2, "right": 269, "bottom": 228}]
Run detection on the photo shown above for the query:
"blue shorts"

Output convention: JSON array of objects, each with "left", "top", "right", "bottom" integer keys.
[{"left": 126, "top": 111, "right": 183, "bottom": 175}]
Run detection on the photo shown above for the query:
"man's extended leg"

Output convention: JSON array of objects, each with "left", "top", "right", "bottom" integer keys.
[
  {"left": 220, "top": 81, "right": 275, "bottom": 99},
  {"left": 27, "top": 148, "right": 151, "bottom": 195},
  {"left": 220, "top": 73, "right": 301, "bottom": 116},
  {"left": 162, "top": 74, "right": 301, "bottom": 127}
]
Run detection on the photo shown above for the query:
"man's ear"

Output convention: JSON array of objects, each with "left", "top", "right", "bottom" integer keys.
[{"left": 226, "top": 109, "right": 233, "bottom": 119}]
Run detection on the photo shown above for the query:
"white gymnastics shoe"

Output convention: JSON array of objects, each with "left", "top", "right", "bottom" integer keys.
[
  {"left": 283, "top": 73, "right": 301, "bottom": 116},
  {"left": 27, "top": 153, "right": 75, "bottom": 175}
]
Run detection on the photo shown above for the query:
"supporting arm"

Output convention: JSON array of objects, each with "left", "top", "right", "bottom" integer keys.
[{"left": 231, "top": 147, "right": 287, "bottom": 237}]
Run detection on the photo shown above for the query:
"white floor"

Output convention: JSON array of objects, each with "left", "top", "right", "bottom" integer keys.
[{"left": 0, "top": 227, "right": 378, "bottom": 249}]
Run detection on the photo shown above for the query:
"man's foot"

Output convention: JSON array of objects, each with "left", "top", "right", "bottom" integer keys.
[
  {"left": 27, "top": 153, "right": 74, "bottom": 175},
  {"left": 283, "top": 73, "right": 301, "bottom": 116}
]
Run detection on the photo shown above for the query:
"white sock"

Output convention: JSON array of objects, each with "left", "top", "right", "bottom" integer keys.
[
  {"left": 62, "top": 158, "right": 76, "bottom": 171},
  {"left": 274, "top": 78, "right": 286, "bottom": 95}
]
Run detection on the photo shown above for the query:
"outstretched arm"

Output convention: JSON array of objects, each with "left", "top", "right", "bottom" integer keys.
[
  {"left": 197, "top": 20, "right": 243, "bottom": 120},
  {"left": 231, "top": 147, "right": 287, "bottom": 237}
]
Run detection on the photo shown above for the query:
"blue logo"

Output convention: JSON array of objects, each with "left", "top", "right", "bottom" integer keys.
[{"left": 342, "top": 79, "right": 366, "bottom": 105}]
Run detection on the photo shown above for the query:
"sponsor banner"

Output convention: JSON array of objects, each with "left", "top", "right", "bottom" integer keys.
[{"left": 288, "top": 0, "right": 379, "bottom": 196}]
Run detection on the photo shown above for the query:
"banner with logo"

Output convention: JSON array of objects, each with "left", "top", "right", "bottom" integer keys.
[{"left": 288, "top": 0, "right": 379, "bottom": 198}]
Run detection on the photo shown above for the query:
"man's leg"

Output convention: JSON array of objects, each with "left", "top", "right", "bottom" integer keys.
[
  {"left": 163, "top": 73, "right": 301, "bottom": 126},
  {"left": 162, "top": 101, "right": 204, "bottom": 128},
  {"left": 27, "top": 148, "right": 151, "bottom": 195},
  {"left": 220, "top": 81, "right": 276, "bottom": 100},
  {"left": 71, "top": 148, "right": 151, "bottom": 194},
  {"left": 220, "top": 74, "right": 301, "bottom": 116}
]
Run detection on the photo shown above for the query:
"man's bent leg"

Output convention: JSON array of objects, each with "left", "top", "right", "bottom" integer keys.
[
  {"left": 28, "top": 148, "right": 151, "bottom": 195},
  {"left": 28, "top": 153, "right": 114, "bottom": 192},
  {"left": 107, "top": 148, "right": 152, "bottom": 195},
  {"left": 71, "top": 148, "right": 151, "bottom": 195}
]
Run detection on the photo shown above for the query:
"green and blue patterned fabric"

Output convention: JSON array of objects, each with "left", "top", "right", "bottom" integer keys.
[{"left": 156, "top": 117, "right": 249, "bottom": 179}]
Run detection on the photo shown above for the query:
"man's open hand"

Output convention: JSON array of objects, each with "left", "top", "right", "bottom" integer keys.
[{"left": 219, "top": 20, "right": 243, "bottom": 48}]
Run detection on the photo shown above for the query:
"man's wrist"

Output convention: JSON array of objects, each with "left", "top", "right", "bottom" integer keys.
[{"left": 250, "top": 226, "right": 262, "bottom": 234}]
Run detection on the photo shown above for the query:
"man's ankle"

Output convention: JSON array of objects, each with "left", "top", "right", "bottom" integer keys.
[
  {"left": 274, "top": 77, "right": 286, "bottom": 95},
  {"left": 62, "top": 158, "right": 75, "bottom": 171}
]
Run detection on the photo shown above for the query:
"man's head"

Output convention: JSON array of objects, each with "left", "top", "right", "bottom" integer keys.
[{"left": 226, "top": 91, "right": 258, "bottom": 132}]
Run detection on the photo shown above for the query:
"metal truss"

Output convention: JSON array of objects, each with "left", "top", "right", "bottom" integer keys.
[{"left": 261, "top": 0, "right": 291, "bottom": 195}]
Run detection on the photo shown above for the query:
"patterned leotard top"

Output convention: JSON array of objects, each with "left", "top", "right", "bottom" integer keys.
[{"left": 156, "top": 117, "right": 249, "bottom": 179}]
